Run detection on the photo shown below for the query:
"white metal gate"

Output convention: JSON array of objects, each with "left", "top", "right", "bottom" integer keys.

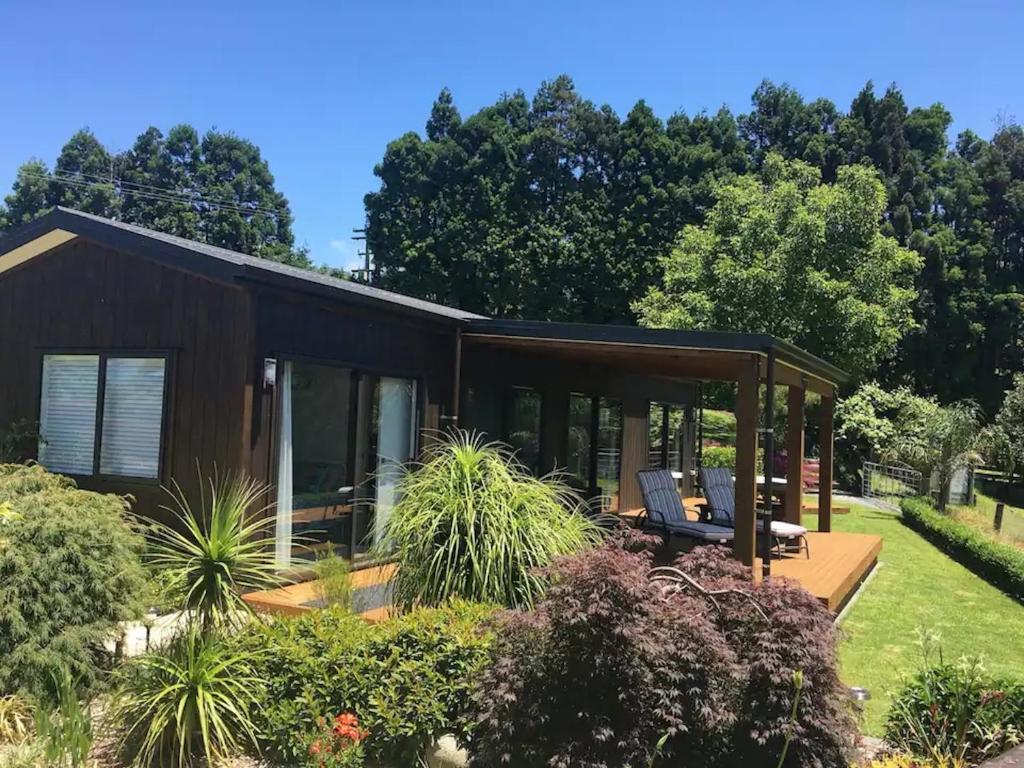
[{"left": 862, "top": 461, "right": 922, "bottom": 509}]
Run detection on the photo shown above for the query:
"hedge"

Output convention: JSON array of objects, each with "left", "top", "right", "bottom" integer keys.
[{"left": 900, "top": 497, "right": 1024, "bottom": 602}]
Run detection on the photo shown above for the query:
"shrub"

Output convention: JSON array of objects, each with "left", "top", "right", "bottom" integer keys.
[
  {"left": 868, "top": 754, "right": 958, "bottom": 768},
  {"left": 467, "top": 538, "right": 856, "bottom": 768},
  {"left": 703, "top": 445, "right": 737, "bottom": 469},
  {"left": 313, "top": 552, "right": 353, "bottom": 610},
  {"left": 146, "top": 470, "right": 282, "bottom": 632},
  {"left": 0, "top": 694, "right": 33, "bottom": 745},
  {"left": 885, "top": 637, "right": 1024, "bottom": 766},
  {"left": 112, "top": 626, "right": 262, "bottom": 768},
  {"left": 33, "top": 667, "right": 93, "bottom": 768},
  {"left": 703, "top": 409, "right": 737, "bottom": 445},
  {"left": 0, "top": 467, "right": 147, "bottom": 695},
  {"left": 900, "top": 497, "right": 1024, "bottom": 601},
  {"left": 235, "top": 601, "right": 495, "bottom": 766},
  {"left": 379, "top": 431, "right": 602, "bottom": 610}
]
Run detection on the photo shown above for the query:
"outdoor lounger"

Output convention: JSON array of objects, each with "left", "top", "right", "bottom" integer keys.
[
  {"left": 636, "top": 469, "right": 734, "bottom": 544},
  {"left": 697, "top": 467, "right": 810, "bottom": 558}
]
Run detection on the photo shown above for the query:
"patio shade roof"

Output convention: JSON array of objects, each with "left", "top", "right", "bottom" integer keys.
[{"left": 461, "top": 319, "right": 847, "bottom": 396}]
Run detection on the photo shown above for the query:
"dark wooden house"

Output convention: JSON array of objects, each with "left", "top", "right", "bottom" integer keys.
[{"left": 0, "top": 208, "right": 858, "bottom": 590}]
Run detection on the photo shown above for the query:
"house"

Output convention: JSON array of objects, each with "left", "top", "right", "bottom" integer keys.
[{"left": 0, "top": 208, "right": 875, "bottom": 607}]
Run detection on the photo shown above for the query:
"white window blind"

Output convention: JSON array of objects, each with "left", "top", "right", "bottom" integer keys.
[
  {"left": 99, "top": 357, "right": 166, "bottom": 479},
  {"left": 38, "top": 355, "right": 99, "bottom": 475}
]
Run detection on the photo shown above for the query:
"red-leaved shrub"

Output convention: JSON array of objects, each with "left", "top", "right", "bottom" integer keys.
[{"left": 467, "top": 536, "right": 856, "bottom": 768}]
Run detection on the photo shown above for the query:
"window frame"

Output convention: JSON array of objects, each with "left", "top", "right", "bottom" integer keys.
[{"left": 36, "top": 349, "right": 174, "bottom": 484}]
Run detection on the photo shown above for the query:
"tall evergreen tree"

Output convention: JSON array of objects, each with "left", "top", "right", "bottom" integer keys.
[{"left": 0, "top": 125, "right": 309, "bottom": 268}]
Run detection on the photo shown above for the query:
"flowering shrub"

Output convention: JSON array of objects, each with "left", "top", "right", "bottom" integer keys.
[
  {"left": 305, "top": 713, "right": 368, "bottom": 768},
  {"left": 467, "top": 537, "right": 857, "bottom": 768},
  {"left": 885, "top": 638, "right": 1024, "bottom": 767}
]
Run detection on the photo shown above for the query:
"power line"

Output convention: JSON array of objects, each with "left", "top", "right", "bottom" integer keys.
[
  {"left": 68, "top": 169, "right": 285, "bottom": 213},
  {"left": 20, "top": 170, "right": 286, "bottom": 219}
]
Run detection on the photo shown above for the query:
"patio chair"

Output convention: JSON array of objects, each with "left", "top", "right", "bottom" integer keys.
[
  {"left": 697, "top": 467, "right": 810, "bottom": 558},
  {"left": 636, "top": 469, "right": 734, "bottom": 545}
]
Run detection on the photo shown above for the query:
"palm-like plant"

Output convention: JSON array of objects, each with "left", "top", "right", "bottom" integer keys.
[
  {"left": 146, "top": 470, "right": 281, "bottom": 631},
  {"left": 377, "top": 430, "right": 603, "bottom": 610},
  {"left": 113, "top": 627, "right": 261, "bottom": 768}
]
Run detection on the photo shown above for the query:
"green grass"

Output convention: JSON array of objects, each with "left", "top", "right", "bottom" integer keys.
[
  {"left": 951, "top": 491, "right": 1024, "bottom": 548},
  {"left": 801, "top": 500, "right": 1024, "bottom": 736}
]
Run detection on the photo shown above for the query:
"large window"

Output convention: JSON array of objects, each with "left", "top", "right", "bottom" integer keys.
[
  {"left": 649, "top": 402, "right": 688, "bottom": 472},
  {"left": 506, "top": 387, "right": 542, "bottom": 474},
  {"left": 38, "top": 353, "right": 167, "bottom": 479},
  {"left": 566, "top": 393, "right": 622, "bottom": 512},
  {"left": 275, "top": 361, "right": 418, "bottom": 567}
]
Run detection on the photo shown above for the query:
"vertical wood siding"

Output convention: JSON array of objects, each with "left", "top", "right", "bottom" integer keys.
[{"left": 0, "top": 239, "right": 251, "bottom": 522}]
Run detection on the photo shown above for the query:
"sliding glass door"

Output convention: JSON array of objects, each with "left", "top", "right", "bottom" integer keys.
[
  {"left": 275, "top": 361, "right": 418, "bottom": 568},
  {"left": 566, "top": 393, "right": 622, "bottom": 512}
]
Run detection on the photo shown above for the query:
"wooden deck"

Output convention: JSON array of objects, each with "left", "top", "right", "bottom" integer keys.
[
  {"left": 244, "top": 532, "right": 881, "bottom": 620},
  {"left": 758, "top": 531, "right": 882, "bottom": 611},
  {"left": 243, "top": 563, "right": 398, "bottom": 622}
]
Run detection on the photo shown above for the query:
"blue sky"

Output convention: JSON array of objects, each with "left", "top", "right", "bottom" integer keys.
[{"left": 1, "top": 0, "right": 1021, "bottom": 271}]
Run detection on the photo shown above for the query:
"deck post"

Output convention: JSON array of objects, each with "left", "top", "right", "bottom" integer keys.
[
  {"left": 818, "top": 389, "right": 835, "bottom": 533},
  {"left": 734, "top": 355, "right": 759, "bottom": 568},
  {"left": 784, "top": 385, "right": 806, "bottom": 525},
  {"left": 761, "top": 348, "right": 776, "bottom": 580}
]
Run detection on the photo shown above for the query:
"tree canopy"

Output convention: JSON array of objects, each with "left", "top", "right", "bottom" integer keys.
[
  {"left": 1, "top": 126, "right": 310, "bottom": 268},
  {"left": 634, "top": 155, "right": 921, "bottom": 377},
  {"left": 366, "top": 77, "right": 1024, "bottom": 409}
]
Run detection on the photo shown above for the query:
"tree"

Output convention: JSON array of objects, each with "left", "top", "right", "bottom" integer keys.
[
  {"left": 837, "top": 383, "right": 983, "bottom": 508},
  {"left": 1, "top": 125, "right": 313, "bottom": 269},
  {"left": 635, "top": 154, "right": 922, "bottom": 377},
  {"left": 2, "top": 160, "right": 51, "bottom": 228},
  {"left": 365, "top": 77, "right": 747, "bottom": 322},
  {"left": 990, "top": 373, "right": 1024, "bottom": 479}
]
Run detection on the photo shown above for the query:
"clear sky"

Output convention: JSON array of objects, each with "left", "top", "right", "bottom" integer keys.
[{"left": 1, "top": 0, "right": 1021, "bottom": 271}]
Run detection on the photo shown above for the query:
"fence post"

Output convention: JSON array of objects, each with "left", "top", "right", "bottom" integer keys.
[{"left": 995, "top": 503, "right": 1005, "bottom": 532}]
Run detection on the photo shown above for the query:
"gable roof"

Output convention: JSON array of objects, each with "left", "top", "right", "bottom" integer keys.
[{"left": 0, "top": 207, "right": 484, "bottom": 323}]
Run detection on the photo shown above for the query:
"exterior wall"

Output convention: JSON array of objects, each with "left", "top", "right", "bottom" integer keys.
[
  {"left": 245, "top": 286, "right": 458, "bottom": 492},
  {"left": 0, "top": 238, "right": 251, "bottom": 522},
  {"left": 460, "top": 344, "right": 697, "bottom": 511}
]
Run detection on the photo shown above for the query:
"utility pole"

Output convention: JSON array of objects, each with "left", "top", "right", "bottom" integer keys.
[{"left": 351, "top": 221, "right": 372, "bottom": 285}]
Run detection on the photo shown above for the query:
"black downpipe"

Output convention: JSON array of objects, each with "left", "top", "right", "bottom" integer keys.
[{"left": 762, "top": 348, "right": 776, "bottom": 579}]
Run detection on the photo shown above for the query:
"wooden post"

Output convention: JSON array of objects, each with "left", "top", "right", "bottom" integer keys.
[
  {"left": 784, "top": 386, "right": 805, "bottom": 525},
  {"left": 619, "top": 394, "right": 650, "bottom": 513},
  {"left": 818, "top": 391, "right": 834, "bottom": 533},
  {"left": 733, "top": 356, "right": 759, "bottom": 568},
  {"left": 995, "top": 503, "right": 1005, "bottom": 532}
]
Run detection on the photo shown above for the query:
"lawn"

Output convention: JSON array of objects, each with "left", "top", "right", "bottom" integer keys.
[
  {"left": 803, "top": 500, "right": 1024, "bottom": 736},
  {"left": 950, "top": 491, "right": 1024, "bottom": 548}
]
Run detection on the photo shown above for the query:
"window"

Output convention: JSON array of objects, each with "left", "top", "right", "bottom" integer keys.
[
  {"left": 38, "top": 354, "right": 168, "bottom": 479},
  {"left": 506, "top": 387, "right": 542, "bottom": 474},
  {"left": 566, "top": 394, "right": 622, "bottom": 512},
  {"left": 648, "top": 402, "right": 687, "bottom": 471}
]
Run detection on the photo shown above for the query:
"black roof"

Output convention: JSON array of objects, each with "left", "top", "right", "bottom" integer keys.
[
  {"left": 0, "top": 207, "right": 484, "bottom": 323},
  {"left": 463, "top": 319, "right": 848, "bottom": 384}
]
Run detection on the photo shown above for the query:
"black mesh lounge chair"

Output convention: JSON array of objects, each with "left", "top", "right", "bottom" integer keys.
[
  {"left": 636, "top": 469, "right": 734, "bottom": 544},
  {"left": 697, "top": 467, "right": 809, "bottom": 558}
]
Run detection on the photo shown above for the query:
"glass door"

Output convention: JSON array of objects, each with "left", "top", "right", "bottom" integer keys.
[
  {"left": 275, "top": 361, "right": 357, "bottom": 566},
  {"left": 275, "top": 362, "right": 418, "bottom": 568}
]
